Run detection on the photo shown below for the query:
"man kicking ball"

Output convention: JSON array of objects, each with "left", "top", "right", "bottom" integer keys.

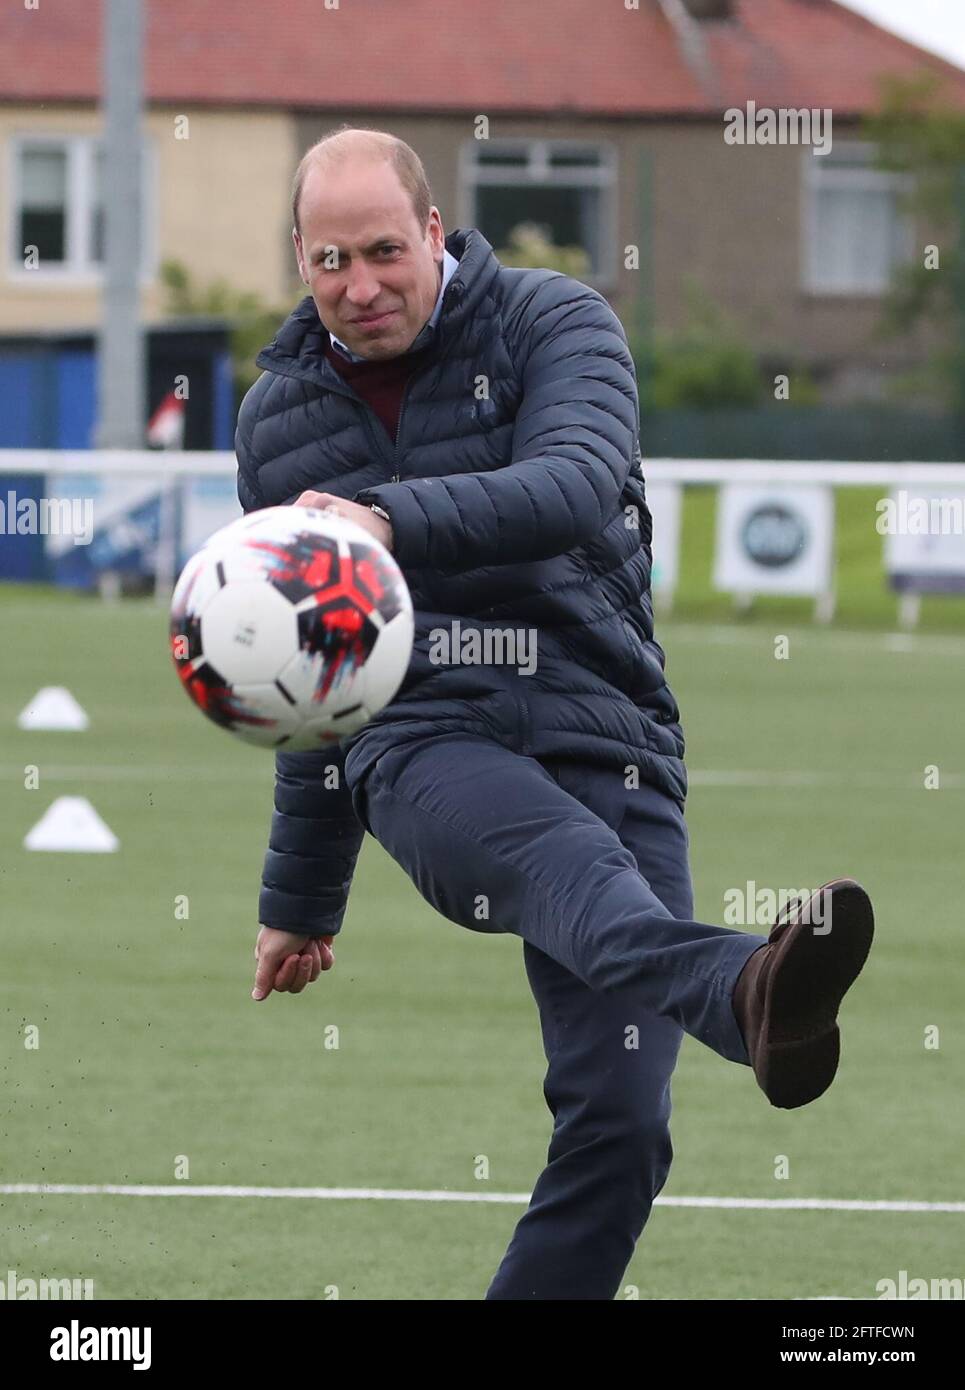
[{"left": 238, "top": 125, "right": 874, "bottom": 1300}]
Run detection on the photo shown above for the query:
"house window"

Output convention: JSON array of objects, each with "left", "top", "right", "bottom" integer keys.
[
  {"left": 461, "top": 139, "right": 616, "bottom": 285},
  {"left": 19, "top": 145, "right": 69, "bottom": 261},
  {"left": 803, "top": 142, "right": 914, "bottom": 295},
  {"left": 10, "top": 135, "right": 152, "bottom": 278}
]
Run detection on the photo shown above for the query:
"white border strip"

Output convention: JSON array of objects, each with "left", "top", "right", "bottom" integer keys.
[
  {"left": 1, "top": 1184, "right": 962, "bottom": 1212},
  {"left": 3, "top": 450, "right": 965, "bottom": 486}
]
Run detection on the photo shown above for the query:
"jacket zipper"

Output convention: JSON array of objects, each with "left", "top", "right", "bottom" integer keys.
[
  {"left": 386, "top": 325, "right": 460, "bottom": 482},
  {"left": 311, "top": 328, "right": 456, "bottom": 485},
  {"left": 393, "top": 387, "right": 412, "bottom": 483},
  {"left": 515, "top": 689, "right": 532, "bottom": 756},
  {"left": 356, "top": 374, "right": 419, "bottom": 486}
]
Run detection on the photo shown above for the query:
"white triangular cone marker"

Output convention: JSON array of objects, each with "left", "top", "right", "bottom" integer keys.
[
  {"left": 18, "top": 687, "right": 89, "bottom": 731},
  {"left": 24, "top": 797, "right": 119, "bottom": 853}
]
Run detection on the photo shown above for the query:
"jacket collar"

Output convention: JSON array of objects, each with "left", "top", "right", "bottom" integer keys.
[{"left": 255, "top": 227, "right": 499, "bottom": 387}]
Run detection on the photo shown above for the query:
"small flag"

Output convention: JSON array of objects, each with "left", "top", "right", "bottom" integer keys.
[{"left": 147, "top": 392, "right": 186, "bottom": 450}]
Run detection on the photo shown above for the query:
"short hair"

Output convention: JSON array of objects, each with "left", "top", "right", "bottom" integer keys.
[{"left": 291, "top": 125, "right": 433, "bottom": 237}]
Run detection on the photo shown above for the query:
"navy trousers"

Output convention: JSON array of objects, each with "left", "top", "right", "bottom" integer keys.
[{"left": 350, "top": 731, "right": 767, "bottom": 1300}]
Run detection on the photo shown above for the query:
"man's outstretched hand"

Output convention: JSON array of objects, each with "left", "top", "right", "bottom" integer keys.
[
  {"left": 251, "top": 926, "right": 335, "bottom": 1001},
  {"left": 293, "top": 490, "right": 393, "bottom": 551}
]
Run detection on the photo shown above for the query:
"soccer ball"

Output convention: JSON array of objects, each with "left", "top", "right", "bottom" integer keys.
[{"left": 170, "top": 505, "right": 414, "bottom": 749}]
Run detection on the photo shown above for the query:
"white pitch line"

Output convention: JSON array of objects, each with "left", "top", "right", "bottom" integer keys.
[
  {"left": 0, "top": 764, "right": 269, "bottom": 783},
  {"left": 655, "top": 1196, "right": 965, "bottom": 1213},
  {"left": 689, "top": 771, "right": 965, "bottom": 790},
  {"left": 0, "top": 1184, "right": 963, "bottom": 1213},
  {"left": 663, "top": 624, "right": 965, "bottom": 659}
]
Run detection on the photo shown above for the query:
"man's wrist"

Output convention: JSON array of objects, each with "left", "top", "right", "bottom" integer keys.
[{"left": 366, "top": 502, "right": 394, "bottom": 551}]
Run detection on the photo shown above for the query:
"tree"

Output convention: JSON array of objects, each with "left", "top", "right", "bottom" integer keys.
[
  {"left": 631, "top": 279, "right": 766, "bottom": 411},
  {"left": 493, "top": 222, "right": 590, "bottom": 278},
  {"left": 862, "top": 73, "right": 965, "bottom": 410},
  {"left": 159, "top": 260, "right": 292, "bottom": 401}
]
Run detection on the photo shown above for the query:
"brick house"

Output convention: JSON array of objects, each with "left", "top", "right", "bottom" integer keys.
[{"left": 2, "top": 0, "right": 964, "bottom": 401}]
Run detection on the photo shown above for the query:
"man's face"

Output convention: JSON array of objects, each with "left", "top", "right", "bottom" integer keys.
[{"left": 293, "top": 159, "right": 446, "bottom": 361}]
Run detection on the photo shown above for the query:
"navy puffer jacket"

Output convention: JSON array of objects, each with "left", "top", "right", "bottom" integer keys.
[{"left": 236, "top": 227, "right": 686, "bottom": 936}]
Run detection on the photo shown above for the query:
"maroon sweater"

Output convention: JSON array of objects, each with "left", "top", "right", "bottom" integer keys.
[{"left": 323, "top": 336, "right": 432, "bottom": 445}]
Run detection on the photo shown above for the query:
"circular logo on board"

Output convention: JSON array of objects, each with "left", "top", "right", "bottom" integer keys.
[{"left": 740, "top": 504, "right": 807, "bottom": 569}]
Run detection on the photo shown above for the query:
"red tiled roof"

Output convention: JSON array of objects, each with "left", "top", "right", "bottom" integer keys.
[{"left": 2, "top": 0, "right": 963, "bottom": 115}]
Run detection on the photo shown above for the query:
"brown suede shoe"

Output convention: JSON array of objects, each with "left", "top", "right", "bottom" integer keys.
[{"left": 731, "top": 878, "right": 874, "bottom": 1109}]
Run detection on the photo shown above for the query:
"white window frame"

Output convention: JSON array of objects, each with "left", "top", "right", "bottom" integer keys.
[
  {"left": 7, "top": 132, "right": 157, "bottom": 285},
  {"left": 458, "top": 137, "right": 618, "bottom": 290},
  {"left": 801, "top": 140, "right": 916, "bottom": 297}
]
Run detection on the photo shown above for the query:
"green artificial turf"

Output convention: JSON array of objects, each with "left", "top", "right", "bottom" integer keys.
[{"left": 0, "top": 562, "right": 962, "bottom": 1299}]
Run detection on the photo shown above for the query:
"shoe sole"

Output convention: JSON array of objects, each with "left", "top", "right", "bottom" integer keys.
[{"left": 757, "top": 879, "right": 874, "bottom": 1109}]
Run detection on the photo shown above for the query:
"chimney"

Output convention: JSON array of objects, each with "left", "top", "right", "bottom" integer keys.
[{"left": 679, "top": 0, "right": 733, "bottom": 18}]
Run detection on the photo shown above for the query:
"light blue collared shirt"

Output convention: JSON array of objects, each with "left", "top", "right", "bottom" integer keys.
[{"left": 329, "top": 247, "right": 459, "bottom": 362}]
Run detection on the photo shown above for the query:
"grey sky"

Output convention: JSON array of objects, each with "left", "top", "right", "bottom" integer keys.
[{"left": 837, "top": 0, "right": 965, "bottom": 70}]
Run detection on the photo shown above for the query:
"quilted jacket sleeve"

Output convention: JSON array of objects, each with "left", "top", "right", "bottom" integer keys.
[
  {"left": 235, "top": 378, "right": 366, "bottom": 938},
  {"left": 257, "top": 747, "right": 366, "bottom": 937},
  {"left": 235, "top": 380, "right": 267, "bottom": 514},
  {"left": 353, "top": 279, "right": 639, "bottom": 573}
]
